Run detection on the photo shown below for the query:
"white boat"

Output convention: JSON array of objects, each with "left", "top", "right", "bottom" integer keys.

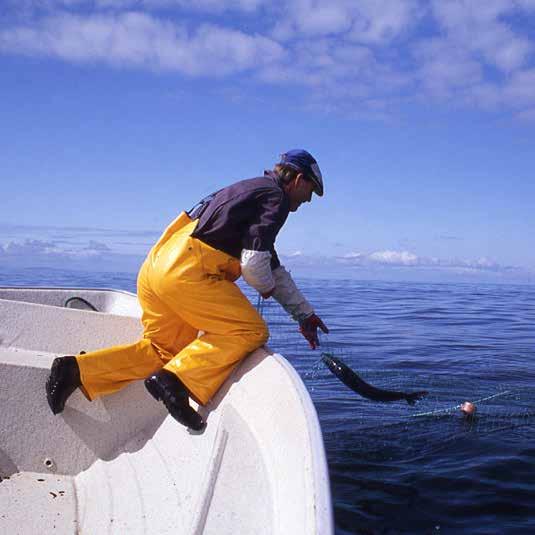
[{"left": 0, "top": 287, "right": 333, "bottom": 534}]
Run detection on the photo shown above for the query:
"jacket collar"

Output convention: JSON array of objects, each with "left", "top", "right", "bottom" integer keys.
[{"left": 264, "top": 169, "right": 284, "bottom": 189}]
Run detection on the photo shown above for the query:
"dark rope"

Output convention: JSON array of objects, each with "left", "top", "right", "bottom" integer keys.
[{"left": 64, "top": 296, "right": 98, "bottom": 312}]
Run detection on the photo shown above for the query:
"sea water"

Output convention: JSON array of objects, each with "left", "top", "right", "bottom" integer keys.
[{"left": 2, "top": 267, "right": 534, "bottom": 534}]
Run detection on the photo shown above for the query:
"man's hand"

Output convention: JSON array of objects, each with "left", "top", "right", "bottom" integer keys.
[{"left": 299, "top": 314, "right": 329, "bottom": 349}]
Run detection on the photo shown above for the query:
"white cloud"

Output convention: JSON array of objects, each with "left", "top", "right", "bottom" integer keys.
[
  {"left": 1, "top": 239, "right": 111, "bottom": 258},
  {"left": 334, "top": 249, "right": 519, "bottom": 273},
  {"left": 339, "top": 249, "right": 422, "bottom": 266},
  {"left": 430, "top": 0, "right": 533, "bottom": 72},
  {"left": 472, "top": 257, "right": 498, "bottom": 269},
  {"left": 276, "top": 250, "right": 533, "bottom": 283},
  {"left": 503, "top": 69, "right": 535, "bottom": 106},
  {"left": 368, "top": 250, "right": 419, "bottom": 266},
  {"left": 2, "top": 239, "right": 62, "bottom": 256},
  {"left": 465, "top": 82, "right": 503, "bottom": 110},
  {"left": 2, "top": 238, "right": 529, "bottom": 281},
  {"left": 348, "top": 0, "right": 422, "bottom": 45},
  {"left": 1, "top": 0, "right": 535, "bottom": 119},
  {"left": 259, "top": 38, "right": 377, "bottom": 91},
  {"left": 414, "top": 38, "right": 483, "bottom": 98},
  {"left": 342, "top": 252, "right": 364, "bottom": 260},
  {"left": 5, "top": 236, "right": 504, "bottom": 276},
  {"left": 0, "top": 238, "right": 144, "bottom": 272},
  {"left": 273, "top": 0, "right": 421, "bottom": 43},
  {"left": 277, "top": 1, "right": 352, "bottom": 38},
  {"left": 0, "top": 12, "right": 284, "bottom": 75}
]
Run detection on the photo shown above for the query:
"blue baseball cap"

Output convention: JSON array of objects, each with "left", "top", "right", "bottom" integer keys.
[{"left": 279, "top": 149, "right": 324, "bottom": 197}]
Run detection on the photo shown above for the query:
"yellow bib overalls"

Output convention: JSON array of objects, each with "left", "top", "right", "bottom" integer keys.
[{"left": 76, "top": 212, "right": 269, "bottom": 405}]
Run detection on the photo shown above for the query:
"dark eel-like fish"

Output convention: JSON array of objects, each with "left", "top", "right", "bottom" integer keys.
[{"left": 322, "top": 353, "right": 428, "bottom": 405}]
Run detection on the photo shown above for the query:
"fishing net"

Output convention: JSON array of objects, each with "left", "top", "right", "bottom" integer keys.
[{"left": 248, "top": 287, "right": 535, "bottom": 455}]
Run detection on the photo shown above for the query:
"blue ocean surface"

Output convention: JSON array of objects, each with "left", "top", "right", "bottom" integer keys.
[{"left": 2, "top": 267, "right": 534, "bottom": 534}]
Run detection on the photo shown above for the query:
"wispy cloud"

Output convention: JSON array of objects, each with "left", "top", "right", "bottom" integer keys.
[
  {"left": 0, "top": 222, "right": 158, "bottom": 257},
  {"left": 0, "top": 238, "right": 144, "bottom": 272},
  {"left": 1, "top": 237, "right": 531, "bottom": 282},
  {"left": 368, "top": 250, "right": 419, "bottom": 266},
  {"left": 2, "top": 238, "right": 111, "bottom": 258},
  {"left": 0, "top": 12, "right": 284, "bottom": 75},
  {"left": 337, "top": 249, "right": 518, "bottom": 272},
  {"left": 277, "top": 249, "right": 534, "bottom": 283},
  {"left": 281, "top": 248, "right": 525, "bottom": 275},
  {"left": 2, "top": 1, "right": 535, "bottom": 118},
  {"left": 430, "top": 0, "right": 533, "bottom": 72}
]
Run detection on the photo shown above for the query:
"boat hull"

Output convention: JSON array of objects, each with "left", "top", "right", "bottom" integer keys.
[{"left": 0, "top": 287, "right": 333, "bottom": 534}]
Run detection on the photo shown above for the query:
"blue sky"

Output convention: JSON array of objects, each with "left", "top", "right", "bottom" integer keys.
[{"left": 1, "top": 0, "right": 535, "bottom": 283}]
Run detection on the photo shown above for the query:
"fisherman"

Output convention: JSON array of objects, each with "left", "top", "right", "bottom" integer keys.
[{"left": 46, "top": 149, "right": 329, "bottom": 431}]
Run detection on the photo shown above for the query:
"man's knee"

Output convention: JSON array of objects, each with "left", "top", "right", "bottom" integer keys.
[{"left": 248, "top": 321, "right": 269, "bottom": 349}]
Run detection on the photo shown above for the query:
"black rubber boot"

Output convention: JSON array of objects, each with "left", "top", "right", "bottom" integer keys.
[
  {"left": 46, "top": 356, "right": 81, "bottom": 414},
  {"left": 144, "top": 370, "right": 206, "bottom": 432}
]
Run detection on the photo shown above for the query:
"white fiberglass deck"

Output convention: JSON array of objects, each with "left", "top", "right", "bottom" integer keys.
[{"left": 0, "top": 287, "right": 333, "bottom": 535}]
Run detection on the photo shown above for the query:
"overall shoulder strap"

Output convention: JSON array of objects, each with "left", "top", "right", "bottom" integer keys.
[{"left": 187, "top": 190, "right": 220, "bottom": 219}]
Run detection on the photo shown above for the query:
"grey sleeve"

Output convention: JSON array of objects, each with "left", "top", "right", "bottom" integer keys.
[{"left": 271, "top": 265, "right": 314, "bottom": 322}]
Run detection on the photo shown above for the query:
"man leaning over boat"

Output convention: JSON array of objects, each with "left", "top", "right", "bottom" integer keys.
[{"left": 46, "top": 149, "right": 329, "bottom": 431}]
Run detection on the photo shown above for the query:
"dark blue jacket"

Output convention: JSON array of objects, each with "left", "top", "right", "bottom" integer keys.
[{"left": 189, "top": 171, "right": 290, "bottom": 270}]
